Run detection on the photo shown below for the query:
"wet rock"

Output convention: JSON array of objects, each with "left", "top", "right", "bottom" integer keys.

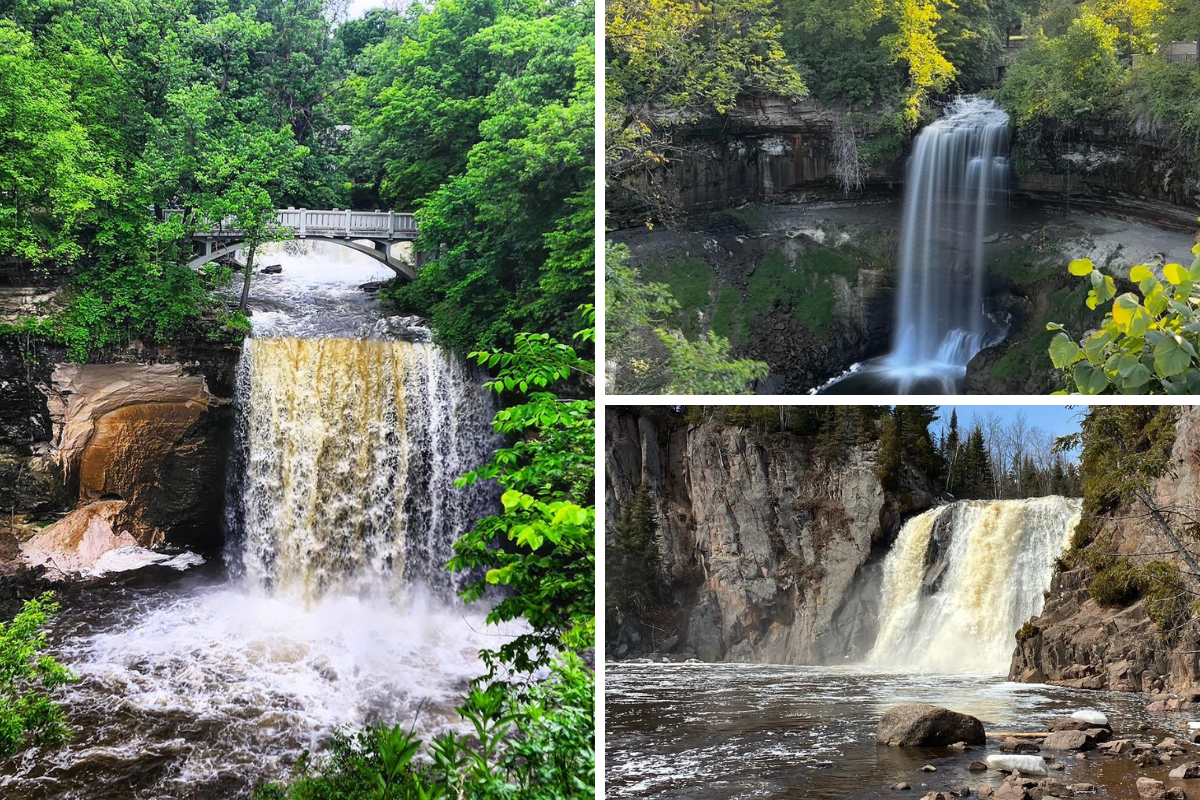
[
  {"left": 1138, "top": 777, "right": 1167, "bottom": 799},
  {"left": 1036, "top": 778, "right": 1070, "bottom": 797},
  {"left": 969, "top": 761, "right": 988, "bottom": 771},
  {"left": 951, "top": 741, "right": 968, "bottom": 751},
  {"left": 1042, "top": 731, "right": 1096, "bottom": 751},
  {"left": 1084, "top": 728, "right": 1111, "bottom": 743},
  {"left": 1002, "top": 737, "right": 1041, "bottom": 753},
  {"left": 979, "top": 788, "right": 994, "bottom": 799},
  {"left": 1068, "top": 785, "right": 1098, "bottom": 793},
  {"left": 1166, "top": 791, "right": 1187, "bottom": 800},
  {"left": 951, "top": 787, "right": 972, "bottom": 797},
  {"left": 1169, "top": 762, "right": 1200, "bottom": 779},
  {"left": 21, "top": 500, "right": 157, "bottom": 576},
  {"left": 1099, "top": 739, "right": 1134, "bottom": 754},
  {"left": 921, "top": 793, "right": 954, "bottom": 800},
  {"left": 922, "top": 764, "right": 937, "bottom": 772},
  {"left": 893, "top": 782, "right": 911, "bottom": 791},
  {"left": 878, "top": 704, "right": 986, "bottom": 747},
  {"left": 1050, "top": 764, "right": 1065, "bottom": 771},
  {"left": 260, "top": 264, "right": 283, "bottom": 274},
  {"left": 1048, "top": 718, "right": 1096, "bottom": 733}
]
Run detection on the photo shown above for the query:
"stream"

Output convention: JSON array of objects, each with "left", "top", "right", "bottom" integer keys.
[{"left": 0, "top": 241, "right": 511, "bottom": 798}]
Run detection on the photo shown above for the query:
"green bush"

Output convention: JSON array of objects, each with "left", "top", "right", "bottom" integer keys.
[
  {"left": 0, "top": 592, "right": 75, "bottom": 760},
  {"left": 1088, "top": 560, "right": 1144, "bottom": 607},
  {"left": 1140, "top": 560, "right": 1191, "bottom": 644},
  {"left": 1047, "top": 249, "right": 1200, "bottom": 394},
  {"left": 257, "top": 655, "right": 594, "bottom": 800}
]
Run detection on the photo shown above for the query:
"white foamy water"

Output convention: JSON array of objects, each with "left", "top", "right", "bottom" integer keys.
[
  {"left": 868, "top": 497, "right": 1080, "bottom": 673},
  {"left": 0, "top": 244, "right": 510, "bottom": 799}
]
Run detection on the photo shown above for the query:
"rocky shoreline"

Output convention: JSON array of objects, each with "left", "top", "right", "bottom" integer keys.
[{"left": 876, "top": 703, "right": 1200, "bottom": 800}]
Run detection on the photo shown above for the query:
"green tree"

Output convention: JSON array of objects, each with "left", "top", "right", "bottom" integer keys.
[
  {"left": 607, "top": 485, "right": 662, "bottom": 618},
  {"left": 452, "top": 308, "right": 596, "bottom": 674},
  {"left": 0, "top": 593, "right": 75, "bottom": 760}
]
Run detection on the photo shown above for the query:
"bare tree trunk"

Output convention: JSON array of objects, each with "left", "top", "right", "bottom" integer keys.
[
  {"left": 1134, "top": 487, "right": 1200, "bottom": 579},
  {"left": 238, "top": 239, "right": 258, "bottom": 313}
]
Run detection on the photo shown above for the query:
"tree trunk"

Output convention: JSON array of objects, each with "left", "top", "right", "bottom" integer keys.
[{"left": 238, "top": 239, "right": 257, "bottom": 313}]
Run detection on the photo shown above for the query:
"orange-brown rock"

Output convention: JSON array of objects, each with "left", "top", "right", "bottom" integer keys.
[{"left": 22, "top": 500, "right": 158, "bottom": 575}]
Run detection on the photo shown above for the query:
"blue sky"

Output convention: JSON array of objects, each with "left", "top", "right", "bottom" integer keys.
[{"left": 936, "top": 405, "right": 1084, "bottom": 439}]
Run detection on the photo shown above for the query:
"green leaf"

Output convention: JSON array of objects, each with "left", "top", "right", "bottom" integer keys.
[
  {"left": 1069, "top": 258, "right": 1094, "bottom": 276},
  {"left": 1048, "top": 333, "right": 1083, "bottom": 369},
  {"left": 1165, "top": 262, "right": 1189, "bottom": 285},
  {"left": 1154, "top": 334, "right": 1194, "bottom": 377},
  {"left": 1130, "top": 264, "right": 1154, "bottom": 282},
  {"left": 1073, "top": 362, "right": 1109, "bottom": 394}
]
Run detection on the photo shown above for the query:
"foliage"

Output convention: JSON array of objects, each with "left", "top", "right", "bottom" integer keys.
[
  {"left": 1046, "top": 247, "right": 1200, "bottom": 394},
  {"left": 0, "top": 593, "right": 75, "bottom": 760},
  {"left": 256, "top": 654, "right": 594, "bottom": 800},
  {"left": 606, "top": 486, "right": 662, "bottom": 618},
  {"left": 999, "top": 10, "right": 1124, "bottom": 128},
  {"left": 605, "top": 242, "right": 769, "bottom": 394},
  {"left": 360, "top": 0, "right": 594, "bottom": 354},
  {"left": 606, "top": 0, "right": 806, "bottom": 222},
  {"left": 451, "top": 308, "right": 595, "bottom": 674},
  {"left": 1089, "top": 559, "right": 1146, "bottom": 606}
]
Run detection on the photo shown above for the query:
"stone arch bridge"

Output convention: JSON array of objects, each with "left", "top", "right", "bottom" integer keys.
[{"left": 173, "top": 208, "right": 419, "bottom": 280}]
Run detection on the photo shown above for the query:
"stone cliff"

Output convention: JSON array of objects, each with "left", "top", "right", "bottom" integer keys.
[
  {"left": 0, "top": 335, "right": 239, "bottom": 568},
  {"left": 1010, "top": 407, "right": 1200, "bottom": 696},
  {"left": 605, "top": 408, "right": 937, "bottom": 663}
]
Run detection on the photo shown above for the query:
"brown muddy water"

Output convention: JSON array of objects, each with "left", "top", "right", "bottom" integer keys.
[{"left": 605, "top": 662, "right": 1200, "bottom": 800}]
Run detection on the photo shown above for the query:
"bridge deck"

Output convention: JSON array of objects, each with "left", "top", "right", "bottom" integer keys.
[{"left": 167, "top": 208, "right": 418, "bottom": 240}]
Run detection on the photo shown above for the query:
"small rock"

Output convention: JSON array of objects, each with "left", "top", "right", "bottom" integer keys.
[
  {"left": 1001, "top": 737, "right": 1041, "bottom": 753},
  {"left": 1138, "top": 777, "right": 1167, "bottom": 799},
  {"left": 978, "top": 788, "right": 994, "bottom": 799},
  {"left": 815, "top": 761, "right": 834, "bottom": 768},
  {"left": 1050, "top": 763, "right": 1065, "bottom": 771},
  {"left": 968, "top": 761, "right": 988, "bottom": 771},
  {"left": 261, "top": 263, "right": 283, "bottom": 274},
  {"left": 1170, "top": 762, "right": 1200, "bottom": 779},
  {"left": 1069, "top": 785, "right": 1098, "bottom": 793},
  {"left": 922, "top": 764, "right": 937, "bottom": 772},
  {"left": 1165, "top": 790, "right": 1187, "bottom": 800},
  {"left": 951, "top": 787, "right": 971, "bottom": 798},
  {"left": 893, "top": 783, "right": 912, "bottom": 791},
  {"left": 951, "top": 741, "right": 968, "bottom": 751}
]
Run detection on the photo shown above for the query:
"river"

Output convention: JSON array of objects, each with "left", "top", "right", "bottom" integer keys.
[{"left": 0, "top": 241, "right": 512, "bottom": 798}]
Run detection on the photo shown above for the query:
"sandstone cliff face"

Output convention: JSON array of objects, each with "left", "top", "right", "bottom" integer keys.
[
  {"left": 1010, "top": 408, "right": 1200, "bottom": 694},
  {"left": 0, "top": 338, "right": 238, "bottom": 554},
  {"left": 605, "top": 409, "right": 935, "bottom": 663}
]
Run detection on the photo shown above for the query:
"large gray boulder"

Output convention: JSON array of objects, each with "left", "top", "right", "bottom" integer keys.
[
  {"left": 1041, "top": 730, "right": 1096, "bottom": 751},
  {"left": 877, "top": 704, "right": 986, "bottom": 747}
]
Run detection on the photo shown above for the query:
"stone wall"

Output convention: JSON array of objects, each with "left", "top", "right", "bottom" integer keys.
[
  {"left": 1009, "top": 407, "right": 1200, "bottom": 695},
  {"left": 605, "top": 408, "right": 936, "bottom": 663}
]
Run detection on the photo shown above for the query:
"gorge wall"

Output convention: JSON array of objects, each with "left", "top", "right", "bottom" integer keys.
[
  {"left": 604, "top": 408, "right": 937, "bottom": 663},
  {"left": 610, "top": 97, "right": 1200, "bottom": 228},
  {"left": 1010, "top": 407, "right": 1200, "bottom": 696},
  {"left": 0, "top": 332, "right": 240, "bottom": 569}
]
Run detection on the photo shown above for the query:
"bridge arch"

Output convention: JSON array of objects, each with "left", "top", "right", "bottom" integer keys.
[{"left": 188, "top": 237, "right": 416, "bottom": 281}]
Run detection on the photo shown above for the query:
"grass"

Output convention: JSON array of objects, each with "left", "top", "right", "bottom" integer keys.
[
  {"left": 710, "top": 287, "right": 742, "bottom": 342},
  {"left": 726, "top": 205, "right": 768, "bottom": 231},
  {"left": 989, "top": 245, "right": 1061, "bottom": 286},
  {"left": 739, "top": 246, "right": 859, "bottom": 338},
  {"left": 641, "top": 255, "right": 715, "bottom": 339}
]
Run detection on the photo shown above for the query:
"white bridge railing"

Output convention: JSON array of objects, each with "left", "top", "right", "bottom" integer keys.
[{"left": 167, "top": 208, "right": 418, "bottom": 239}]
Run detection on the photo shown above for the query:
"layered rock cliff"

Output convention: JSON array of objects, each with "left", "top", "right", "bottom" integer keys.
[
  {"left": 1010, "top": 407, "right": 1200, "bottom": 695},
  {"left": 605, "top": 407, "right": 937, "bottom": 663},
  {"left": 0, "top": 334, "right": 239, "bottom": 568}
]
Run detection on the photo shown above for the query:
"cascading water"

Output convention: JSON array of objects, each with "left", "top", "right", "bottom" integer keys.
[
  {"left": 228, "top": 337, "right": 496, "bottom": 602},
  {"left": 867, "top": 497, "right": 1080, "bottom": 673},
  {"left": 0, "top": 242, "right": 514, "bottom": 799},
  {"left": 821, "top": 97, "right": 1010, "bottom": 395}
]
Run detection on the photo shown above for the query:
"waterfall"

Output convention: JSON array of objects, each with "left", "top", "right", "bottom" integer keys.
[
  {"left": 817, "top": 97, "right": 1011, "bottom": 394},
  {"left": 888, "top": 97, "right": 1010, "bottom": 377},
  {"left": 868, "top": 497, "right": 1080, "bottom": 673},
  {"left": 226, "top": 336, "right": 497, "bottom": 603}
]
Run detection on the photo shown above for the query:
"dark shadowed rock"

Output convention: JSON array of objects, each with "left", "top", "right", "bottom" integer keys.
[
  {"left": 1001, "top": 737, "right": 1040, "bottom": 753},
  {"left": 878, "top": 704, "right": 986, "bottom": 747}
]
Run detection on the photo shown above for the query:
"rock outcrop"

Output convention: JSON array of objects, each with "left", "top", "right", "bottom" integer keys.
[
  {"left": 877, "top": 704, "right": 986, "bottom": 747},
  {"left": 1010, "top": 408, "right": 1200, "bottom": 694},
  {"left": 0, "top": 337, "right": 238, "bottom": 553},
  {"left": 21, "top": 500, "right": 157, "bottom": 576},
  {"left": 605, "top": 407, "right": 936, "bottom": 663}
]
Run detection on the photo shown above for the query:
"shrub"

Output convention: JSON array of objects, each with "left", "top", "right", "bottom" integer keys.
[
  {"left": 1047, "top": 249, "right": 1200, "bottom": 394},
  {"left": 1088, "top": 560, "right": 1144, "bottom": 607},
  {"left": 0, "top": 592, "right": 75, "bottom": 760}
]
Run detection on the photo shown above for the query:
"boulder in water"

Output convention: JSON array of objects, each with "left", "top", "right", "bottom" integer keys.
[
  {"left": 986, "top": 755, "right": 1048, "bottom": 776},
  {"left": 1137, "top": 777, "right": 1167, "bottom": 799},
  {"left": 1170, "top": 762, "right": 1200, "bottom": 779},
  {"left": 1000, "top": 737, "right": 1040, "bottom": 753},
  {"left": 1042, "top": 730, "right": 1096, "bottom": 751},
  {"left": 877, "top": 704, "right": 986, "bottom": 747}
]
